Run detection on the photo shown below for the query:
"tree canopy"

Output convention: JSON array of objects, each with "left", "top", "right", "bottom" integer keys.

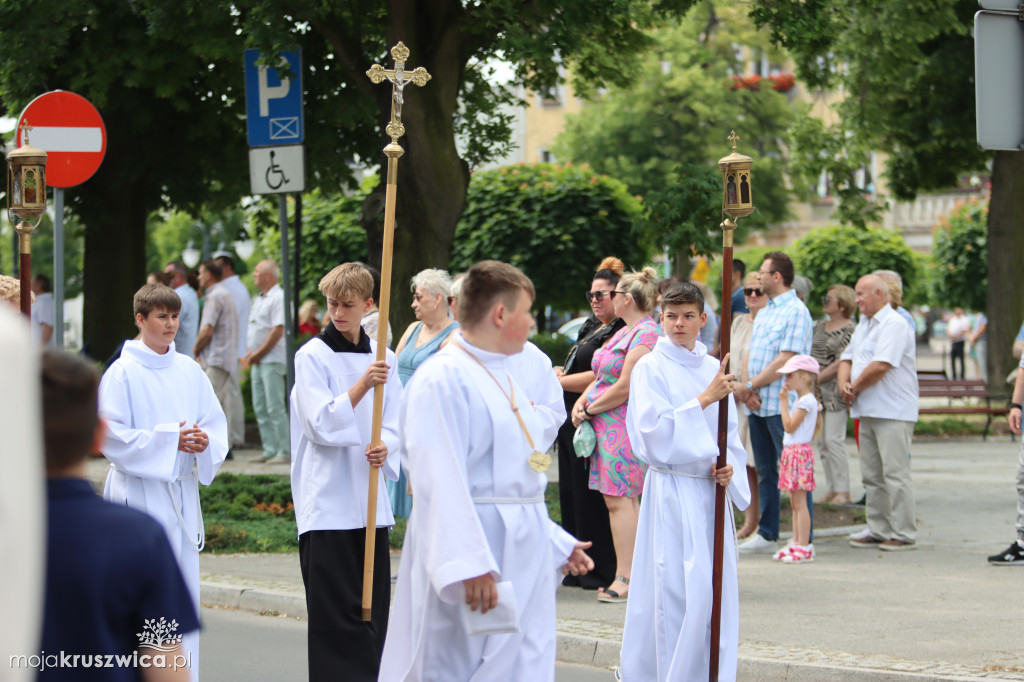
[
  {"left": 451, "top": 163, "right": 649, "bottom": 328},
  {"left": 0, "top": 0, "right": 706, "bottom": 356},
  {"left": 553, "top": 2, "right": 798, "bottom": 271},
  {"left": 749, "top": 0, "right": 1022, "bottom": 388}
]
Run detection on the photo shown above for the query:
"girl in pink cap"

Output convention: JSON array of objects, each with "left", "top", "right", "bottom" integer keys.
[{"left": 774, "top": 354, "right": 822, "bottom": 564}]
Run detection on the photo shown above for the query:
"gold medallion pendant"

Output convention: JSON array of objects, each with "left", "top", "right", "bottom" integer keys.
[{"left": 529, "top": 451, "right": 552, "bottom": 473}]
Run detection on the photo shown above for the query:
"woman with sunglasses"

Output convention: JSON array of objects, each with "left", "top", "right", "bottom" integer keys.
[
  {"left": 812, "top": 284, "right": 856, "bottom": 505},
  {"left": 732, "top": 272, "right": 768, "bottom": 539},
  {"left": 571, "top": 267, "right": 661, "bottom": 603},
  {"left": 554, "top": 257, "right": 626, "bottom": 590}
]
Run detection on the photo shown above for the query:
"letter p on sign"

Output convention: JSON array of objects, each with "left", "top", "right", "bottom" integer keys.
[{"left": 245, "top": 49, "right": 304, "bottom": 147}]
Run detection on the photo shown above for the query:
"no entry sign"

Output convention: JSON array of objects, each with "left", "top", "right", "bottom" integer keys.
[{"left": 16, "top": 91, "right": 106, "bottom": 188}]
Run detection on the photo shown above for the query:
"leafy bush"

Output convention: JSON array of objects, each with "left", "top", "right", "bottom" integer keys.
[
  {"left": 790, "top": 225, "right": 920, "bottom": 318},
  {"left": 531, "top": 334, "right": 575, "bottom": 368},
  {"left": 930, "top": 196, "right": 987, "bottom": 312},
  {"left": 451, "top": 163, "right": 651, "bottom": 325}
]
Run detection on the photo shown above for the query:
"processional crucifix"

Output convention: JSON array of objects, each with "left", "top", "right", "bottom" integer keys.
[{"left": 360, "top": 42, "right": 431, "bottom": 622}]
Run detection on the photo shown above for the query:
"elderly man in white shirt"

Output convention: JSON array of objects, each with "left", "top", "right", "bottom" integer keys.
[
  {"left": 838, "top": 274, "right": 919, "bottom": 551},
  {"left": 243, "top": 260, "right": 289, "bottom": 463}
]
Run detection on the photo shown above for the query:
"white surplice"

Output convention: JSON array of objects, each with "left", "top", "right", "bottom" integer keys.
[
  {"left": 380, "top": 333, "right": 576, "bottom": 682},
  {"left": 621, "top": 337, "right": 750, "bottom": 682},
  {"left": 507, "top": 340, "right": 567, "bottom": 448},
  {"left": 289, "top": 336, "right": 402, "bottom": 533},
  {"left": 99, "top": 339, "right": 228, "bottom": 677}
]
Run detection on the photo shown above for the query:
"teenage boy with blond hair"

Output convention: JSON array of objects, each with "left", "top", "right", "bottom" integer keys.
[{"left": 290, "top": 263, "right": 403, "bottom": 682}]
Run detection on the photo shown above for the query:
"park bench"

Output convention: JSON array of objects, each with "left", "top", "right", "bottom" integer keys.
[{"left": 917, "top": 375, "right": 1010, "bottom": 440}]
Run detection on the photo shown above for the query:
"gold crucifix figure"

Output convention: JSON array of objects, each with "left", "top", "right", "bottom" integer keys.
[
  {"left": 728, "top": 130, "right": 740, "bottom": 152},
  {"left": 366, "top": 42, "right": 431, "bottom": 144},
  {"left": 19, "top": 120, "right": 33, "bottom": 146}
]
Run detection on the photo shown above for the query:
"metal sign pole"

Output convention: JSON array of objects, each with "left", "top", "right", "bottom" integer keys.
[
  {"left": 53, "top": 188, "right": 64, "bottom": 348},
  {"left": 279, "top": 194, "right": 294, "bottom": 391}
]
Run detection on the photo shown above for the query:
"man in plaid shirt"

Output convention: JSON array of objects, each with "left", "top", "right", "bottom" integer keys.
[
  {"left": 735, "top": 252, "right": 813, "bottom": 554},
  {"left": 194, "top": 259, "right": 240, "bottom": 452}
]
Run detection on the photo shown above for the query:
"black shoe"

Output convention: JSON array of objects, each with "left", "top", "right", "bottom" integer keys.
[
  {"left": 853, "top": 493, "right": 866, "bottom": 506},
  {"left": 225, "top": 450, "right": 234, "bottom": 461},
  {"left": 988, "top": 541, "right": 1024, "bottom": 565}
]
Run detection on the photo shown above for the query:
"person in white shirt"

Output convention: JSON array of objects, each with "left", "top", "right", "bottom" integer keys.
[
  {"left": 839, "top": 274, "right": 919, "bottom": 551},
  {"left": 164, "top": 261, "right": 200, "bottom": 359},
  {"left": 379, "top": 260, "right": 593, "bottom": 682},
  {"left": 214, "top": 254, "right": 249, "bottom": 447},
  {"left": 947, "top": 306, "right": 970, "bottom": 380},
  {"left": 243, "top": 260, "right": 289, "bottom": 464},
  {"left": 31, "top": 274, "right": 55, "bottom": 347},
  {"left": 290, "top": 263, "right": 402, "bottom": 682}
]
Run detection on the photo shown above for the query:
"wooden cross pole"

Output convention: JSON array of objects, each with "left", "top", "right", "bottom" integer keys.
[{"left": 362, "top": 42, "right": 431, "bottom": 622}]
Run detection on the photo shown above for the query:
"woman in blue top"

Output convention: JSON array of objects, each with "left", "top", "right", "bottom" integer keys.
[{"left": 389, "top": 268, "right": 459, "bottom": 517}]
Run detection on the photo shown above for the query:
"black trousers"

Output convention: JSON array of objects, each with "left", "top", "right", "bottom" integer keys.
[
  {"left": 951, "top": 340, "right": 965, "bottom": 379},
  {"left": 299, "top": 528, "right": 390, "bottom": 682},
  {"left": 556, "top": 408, "right": 617, "bottom": 589}
]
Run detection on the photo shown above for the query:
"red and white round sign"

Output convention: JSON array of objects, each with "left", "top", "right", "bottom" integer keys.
[{"left": 16, "top": 91, "right": 107, "bottom": 188}]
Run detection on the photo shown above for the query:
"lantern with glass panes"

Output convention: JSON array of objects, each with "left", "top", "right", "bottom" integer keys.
[
  {"left": 717, "top": 130, "right": 753, "bottom": 219},
  {"left": 7, "top": 121, "right": 48, "bottom": 315}
]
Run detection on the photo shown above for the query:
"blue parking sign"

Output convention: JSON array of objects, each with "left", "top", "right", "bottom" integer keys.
[{"left": 244, "top": 49, "right": 303, "bottom": 147}]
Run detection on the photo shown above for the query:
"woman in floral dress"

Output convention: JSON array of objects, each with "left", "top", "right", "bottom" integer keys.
[{"left": 572, "top": 267, "right": 661, "bottom": 603}]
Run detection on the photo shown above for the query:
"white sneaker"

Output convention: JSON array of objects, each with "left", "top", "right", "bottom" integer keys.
[
  {"left": 738, "top": 534, "right": 777, "bottom": 554},
  {"left": 848, "top": 527, "right": 872, "bottom": 540},
  {"left": 267, "top": 455, "right": 291, "bottom": 465}
]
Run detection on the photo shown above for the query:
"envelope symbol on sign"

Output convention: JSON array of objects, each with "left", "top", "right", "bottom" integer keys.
[{"left": 269, "top": 117, "right": 299, "bottom": 140}]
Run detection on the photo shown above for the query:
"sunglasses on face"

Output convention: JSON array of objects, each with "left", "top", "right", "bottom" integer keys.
[
  {"left": 744, "top": 288, "right": 763, "bottom": 297},
  {"left": 822, "top": 296, "right": 834, "bottom": 304},
  {"left": 586, "top": 290, "right": 619, "bottom": 302}
]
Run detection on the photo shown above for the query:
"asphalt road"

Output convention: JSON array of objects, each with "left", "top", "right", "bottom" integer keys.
[{"left": 198, "top": 607, "right": 616, "bottom": 681}]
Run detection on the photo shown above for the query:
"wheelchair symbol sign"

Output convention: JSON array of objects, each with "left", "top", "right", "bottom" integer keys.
[{"left": 249, "top": 145, "right": 305, "bottom": 195}]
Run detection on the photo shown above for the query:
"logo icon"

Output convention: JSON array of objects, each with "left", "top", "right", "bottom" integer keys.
[{"left": 137, "top": 618, "right": 183, "bottom": 652}]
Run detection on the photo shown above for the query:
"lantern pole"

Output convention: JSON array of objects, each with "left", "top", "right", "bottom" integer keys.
[
  {"left": 710, "top": 131, "right": 752, "bottom": 681},
  {"left": 362, "top": 42, "right": 431, "bottom": 622},
  {"left": 6, "top": 121, "right": 48, "bottom": 318}
]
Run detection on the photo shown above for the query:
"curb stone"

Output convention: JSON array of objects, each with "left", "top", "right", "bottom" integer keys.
[{"left": 200, "top": 580, "right": 1024, "bottom": 681}]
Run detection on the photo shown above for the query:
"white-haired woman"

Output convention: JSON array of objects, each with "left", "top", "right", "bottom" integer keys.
[{"left": 388, "top": 268, "right": 459, "bottom": 518}]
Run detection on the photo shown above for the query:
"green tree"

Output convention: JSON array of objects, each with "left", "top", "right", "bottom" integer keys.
[
  {"left": 450, "top": 163, "right": 650, "bottom": 330},
  {"left": 553, "top": 1, "right": 798, "bottom": 274},
  {"left": 0, "top": 0, "right": 252, "bottom": 359},
  {"left": 252, "top": 188, "right": 369, "bottom": 306},
  {"left": 789, "top": 225, "right": 920, "bottom": 318},
  {"left": 233, "top": 0, "right": 705, "bottom": 337},
  {"left": 749, "top": 0, "right": 1020, "bottom": 389},
  {"left": 930, "top": 196, "right": 987, "bottom": 313}
]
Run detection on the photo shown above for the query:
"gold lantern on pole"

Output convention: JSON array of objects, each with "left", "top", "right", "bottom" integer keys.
[
  {"left": 6, "top": 120, "right": 48, "bottom": 316},
  {"left": 718, "top": 130, "right": 753, "bottom": 219}
]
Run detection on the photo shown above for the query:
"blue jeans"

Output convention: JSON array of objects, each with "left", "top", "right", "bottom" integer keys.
[{"left": 748, "top": 414, "right": 813, "bottom": 542}]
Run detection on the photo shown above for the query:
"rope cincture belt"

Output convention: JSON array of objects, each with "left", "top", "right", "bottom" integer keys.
[
  {"left": 471, "top": 496, "right": 545, "bottom": 505},
  {"left": 109, "top": 464, "right": 205, "bottom": 552},
  {"left": 649, "top": 465, "right": 713, "bottom": 479}
]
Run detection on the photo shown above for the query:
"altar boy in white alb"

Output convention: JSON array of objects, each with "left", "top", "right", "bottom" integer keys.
[
  {"left": 380, "top": 261, "right": 594, "bottom": 682},
  {"left": 99, "top": 284, "right": 229, "bottom": 677},
  {"left": 621, "top": 281, "right": 750, "bottom": 682},
  {"left": 290, "top": 263, "right": 402, "bottom": 682}
]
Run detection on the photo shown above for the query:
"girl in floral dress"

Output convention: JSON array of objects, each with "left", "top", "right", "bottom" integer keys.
[{"left": 572, "top": 267, "right": 661, "bottom": 602}]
